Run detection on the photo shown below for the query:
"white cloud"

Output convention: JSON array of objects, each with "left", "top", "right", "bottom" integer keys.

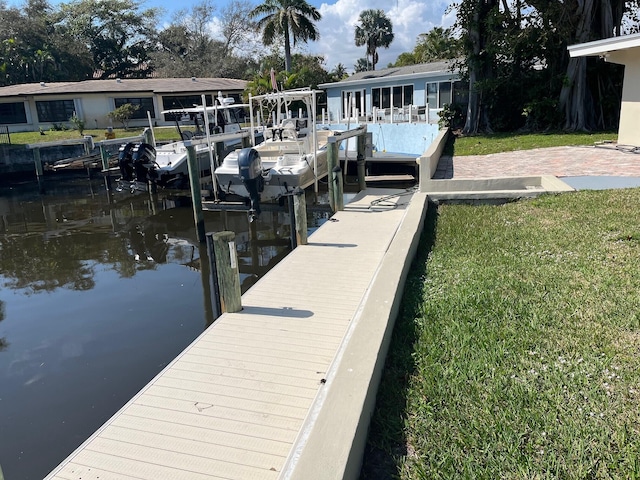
[{"left": 303, "top": 0, "right": 454, "bottom": 73}]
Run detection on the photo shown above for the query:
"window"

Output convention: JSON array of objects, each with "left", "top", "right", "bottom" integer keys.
[
  {"left": 439, "top": 82, "right": 452, "bottom": 108},
  {"left": 426, "top": 83, "right": 438, "bottom": 109},
  {"left": 373, "top": 85, "right": 414, "bottom": 110},
  {"left": 0, "top": 102, "right": 27, "bottom": 124},
  {"left": 427, "top": 81, "right": 463, "bottom": 109},
  {"left": 392, "top": 86, "right": 402, "bottom": 108},
  {"left": 162, "top": 95, "right": 212, "bottom": 120},
  {"left": 403, "top": 85, "right": 414, "bottom": 106},
  {"left": 372, "top": 89, "right": 381, "bottom": 109},
  {"left": 36, "top": 99, "right": 75, "bottom": 123},
  {"left": 114, "top": 97, "right": 155, "bottom": 119},
  {"left": 453, "top": 80, "right": 469, "bottom": 105}
]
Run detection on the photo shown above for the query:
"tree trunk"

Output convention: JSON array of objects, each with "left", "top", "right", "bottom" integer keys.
[
  {"left": 284, "top": 22, "right": 292, "bottom": 72},
  {"left": 462, "top": 0, "right": 494, "bottom": 134},
  {"left": 558, "top": 0, "right": 597, "bottom": 130}
]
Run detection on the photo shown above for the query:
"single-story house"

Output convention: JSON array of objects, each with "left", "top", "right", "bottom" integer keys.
[
  {"left": 569, "top": 33, "right": 640, "bottom": 147},
  {"left": 318, "top": 60, "right": 466, "bottom": 124},
  {"left": 0, "top": 77, "right": 247, "bottom": 133}
]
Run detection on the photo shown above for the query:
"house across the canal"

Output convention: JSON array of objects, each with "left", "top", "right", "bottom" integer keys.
[
  {"left": 0, "top": 77, "right": 247, "bottom": 133},
  {"left": 318, "top": 60, "right": 466, "bottom": 125}
]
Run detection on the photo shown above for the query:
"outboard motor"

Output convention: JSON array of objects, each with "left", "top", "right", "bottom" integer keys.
[
  {"left": 118, "top": 142, "right": 136, "bottom": 181},
  {"left": 237, "top": 147, "right": 264, "bottom": 219},
  {"left": 131, "top": 142, "right": 157, "bottom": 182}
]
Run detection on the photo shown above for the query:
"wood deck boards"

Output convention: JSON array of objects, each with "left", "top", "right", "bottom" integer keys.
[{"left": 46, "top": 188, "right": 414, "bottom": 480}]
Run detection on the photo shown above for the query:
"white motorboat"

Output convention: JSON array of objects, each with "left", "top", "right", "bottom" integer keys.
[
  {"left": 154, "top": 100, "right": 250, "bottom": 187},
  {"left": 114, "top": 98, "right": 252, "bottom": 191},
  {"left": 215, "top": 88, "right": 336, "bottom": 209}
]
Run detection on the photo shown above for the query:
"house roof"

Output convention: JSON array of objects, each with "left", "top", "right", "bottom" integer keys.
[
  {"left": 568, "top": 32, "right": 640, "bottom": 57},
  {"left": 0, "top": 77, "right": 248, "bottom": 98},
  {"left": 319, "top": 60, "right": 457, "bottom": 88}
]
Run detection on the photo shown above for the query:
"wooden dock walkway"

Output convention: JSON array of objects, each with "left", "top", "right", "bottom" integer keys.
[{"left": 46, "top": 187, "right": 424, "bottom": 480}]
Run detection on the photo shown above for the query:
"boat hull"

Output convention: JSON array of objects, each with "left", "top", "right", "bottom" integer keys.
[{"left": 215, "top": 146, "right": 328, "bottom": 201}]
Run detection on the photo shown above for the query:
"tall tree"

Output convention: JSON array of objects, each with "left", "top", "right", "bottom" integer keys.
[
  {"left": 354, "top": 9, "right": 394, "bottom": 71},
  {"left": 57, "top": 0, "right": 158, "bottom": 79},
  {"left": 458, "top": 0, "right": 499, "bottom": 134},
  {"left": 392, "top": 27, "right": 461, "bottom": 67},
  {"left": 220, "top": 0, "right": 260, "bottom": 57},
  {"left": 151, "top": 0, "right": 259, "bottom": 79},
  {"left": 250, "top": 0, "right": 322, "bottom": 72}
]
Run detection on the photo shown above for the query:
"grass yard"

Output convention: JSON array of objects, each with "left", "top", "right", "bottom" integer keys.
[
  {"left": 362, "top": 189, "right": 640, "bottom": 479},
  {"left": 448, "top": 131, "right": 618, "bottom": 157},
  {"left": 5, "top": 127, "right": 183, "bottom": 147}
]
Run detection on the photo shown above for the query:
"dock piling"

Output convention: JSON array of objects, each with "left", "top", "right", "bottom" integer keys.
[
  {"left": 207, "top": 231, "right": 242, "bottom": 315},
  {"left": 287, "top": 194, "right": 298, "bottom": 249},
  {"left": 327, "top": 137, "right": 338, "bottom": 212},
  {"left": 33, "top": 148, "right": 45, "bottom": 193},
  {"left": 293, "top": 188, "right": 308, "bottom": 246},
  {"left": 357, "top": 132, "right": 367, "bottom": 191},
  {"left": 185, "top": 143, "right": 206, "bottom": 243},
  {"left": 332, "top": 165, "right": 344, "bottom": 211}
]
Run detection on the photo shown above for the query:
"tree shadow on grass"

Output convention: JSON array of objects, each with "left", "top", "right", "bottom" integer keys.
[{"left": 360, "top": 201, "right": 439, "bottom": 479}]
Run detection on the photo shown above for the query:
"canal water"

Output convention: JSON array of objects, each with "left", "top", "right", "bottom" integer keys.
[{"left": 0, "top": 174, "right": 320, "bottom": 479}]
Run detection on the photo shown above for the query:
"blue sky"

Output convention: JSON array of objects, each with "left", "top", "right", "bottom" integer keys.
[{"left": 7, "top": 0, "right": 455, "bottom": 72}]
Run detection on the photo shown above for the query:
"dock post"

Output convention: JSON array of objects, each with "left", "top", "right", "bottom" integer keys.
[
  {"left": 241, "top": 134, "right": 251, "bottom": 149},
  {"left": 215, "top": 141, "right": 226, "bottom": 168},
  {"left": 205, "top": 233, "right": 222, "bottom": 320},
  {"left": 99, "top": 144, "right": 113, "bottom": 191},
  {"left": 185, "top": 143, "right": 206, "bottom": 243},
  {"left": 357, "top": 132, "right": 367, "bottom": 191},
  {"left": 327, "top": 136, "right": 338, "bottom": 211},
  {"left": 196, "top": 242, "right": 220, "bottom": 328},
  {"left": 143, "top": 128, "right": 154, "bottom": 146},
  {"left": 99, "top": 143, "right": 110, "bottom": 171},
  {"left": 208, "top": 231, "right": 242, "bottom": 314},
  {"left": 293, "top": 187, "right": 308, "bottom": 246},
  {"left": 287, "top": 194, "right": 297, "bottom": 249},
  {"left": 33, "top": 148, "right": 45, "bottom": 193},
  {"left": 332, "top": 165, "right": 344, "bottom": 211}
]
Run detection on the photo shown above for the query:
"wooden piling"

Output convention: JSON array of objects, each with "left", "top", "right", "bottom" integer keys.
[
  {"left": 208, "top": 231, "right": 242, "bottom": 314},
  {"left": 33, "top": 148, "right": 45, "bottom": 193},
  {"left": 215, "top": 141, "right": 225, "bottom": 169},
  {"left": 332, "top": 165, "right": 344, "bottom": 211},
  {"left": 287, "top": 194, "right": 297, "bottom": 249},
  {"left": 185, "top": 143, "right": 206, "bottom": 243},
  {"left": 99, "top": 144, "right": 110, "bottom": 171},
  {"left": 327, "top": 137, "right": 338, "bottom": 212},
  {"left": 293, "top": 188, "right": 308, "bottom": 245},
  {"left": 357, "top": 132, "right": 367, "bottom": 191}
]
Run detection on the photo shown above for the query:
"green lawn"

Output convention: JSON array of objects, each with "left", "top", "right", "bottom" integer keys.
[
  {"left": 448, "top": 131, "right": 618, "bottom": 156},
  {"left": 5, "top": 126, "right": 183, "bottom": 147},
  {"left": 363, "top": 189, "right": 640, "bottom": 478}
]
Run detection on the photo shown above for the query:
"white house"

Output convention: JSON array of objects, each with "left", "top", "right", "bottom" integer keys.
[
  {"left": 569, "top": 33, "right": 640, "bottom": 147},
  {"left": 318, "top": 60, "right": 465, "bottom": 124},
  {"left": 0, "top": 77, "right": 247, "bottom": 133}
]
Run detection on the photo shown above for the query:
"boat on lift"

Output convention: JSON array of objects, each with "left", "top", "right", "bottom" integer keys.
[
  {"left": 214, "top": 88, "right": 337, "bottom": 213},
  {"left": 114, "top": 98, "right": 252, "bottom": 192},
  {"left": 154, "top": 99, "right": 250, "bottom": 187}
]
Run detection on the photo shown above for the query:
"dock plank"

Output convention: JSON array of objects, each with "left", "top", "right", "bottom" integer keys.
[{"left": 46, "top": 188, "right": 414, "bottom": 480}]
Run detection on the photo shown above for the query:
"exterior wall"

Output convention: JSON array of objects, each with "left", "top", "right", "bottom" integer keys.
[
  {"left": 323, "top": 72, "right": 458, "bottom": 123},
  {"left": 608, "top": 49, "right": 640, "bottom": 147},
  {"left": 1, "top": 89, "right": 243, "bottom": 133}
]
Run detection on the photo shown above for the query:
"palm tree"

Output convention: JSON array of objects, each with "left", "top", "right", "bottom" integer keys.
[
  {"left": 250, "top": 0, "right": 322, "bottom": 73},
  {"left": 354, "top": 9, "right": 394, "bottom": 71}
]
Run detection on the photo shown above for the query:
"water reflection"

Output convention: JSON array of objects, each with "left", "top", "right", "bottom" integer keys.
[{"left": 0, "top": 175, "right": 304, "bottom": 480}]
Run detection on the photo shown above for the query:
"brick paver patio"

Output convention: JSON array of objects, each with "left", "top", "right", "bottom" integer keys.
[{"left": 434, "top": 145, "right": 640, "bottom": 179}]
